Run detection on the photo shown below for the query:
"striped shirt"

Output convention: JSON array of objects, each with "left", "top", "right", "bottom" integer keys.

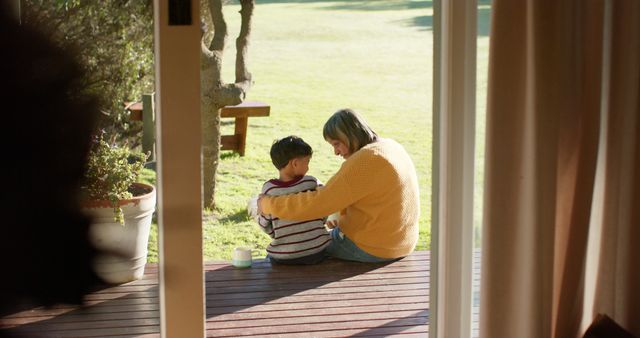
[{"left": 258, "top": 175, "right": 331, "bottom": 260}]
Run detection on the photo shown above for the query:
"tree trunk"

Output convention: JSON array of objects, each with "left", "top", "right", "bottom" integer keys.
[{"left": 201, "top": 0, "right": 254, "bottom": 209}]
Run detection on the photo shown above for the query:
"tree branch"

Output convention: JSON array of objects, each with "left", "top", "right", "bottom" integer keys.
[
  {"left": 208, "top": 0, "right": 227, "bottom": 52},
  {"left": 213, "top": 83, "right": 248, "bottom": 108},
  {"left": 204, "top": 0, "right": 254, "bottom": 109},
  {"left": 235, "top": 0, "right": 254, "bottom": 84}
]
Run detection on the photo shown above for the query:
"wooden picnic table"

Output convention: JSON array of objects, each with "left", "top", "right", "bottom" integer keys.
[
  {"left": 220, "top": 100, "right": 270, "bottom": 156},
  {"left": 125, "top": 100, "right": 270, "bottom": 157}
]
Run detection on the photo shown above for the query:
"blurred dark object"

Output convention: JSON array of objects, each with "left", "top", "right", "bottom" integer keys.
[
  {"left": 0, "top": 0, "right": 101, "bottom": 329},
  {"left": 584, "top": 314, "right": 637, "bottom": 338},
  {"left": 169, "top": 0, "right": 192, "bottom": 25}
]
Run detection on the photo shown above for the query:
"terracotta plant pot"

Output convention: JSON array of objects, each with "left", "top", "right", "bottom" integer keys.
[{"left": 83, "top": 183, "right": 156, "bottom": 284}]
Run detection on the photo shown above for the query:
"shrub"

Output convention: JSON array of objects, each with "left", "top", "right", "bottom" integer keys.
[
  {"left": 22, "top": 0, "right": 154, "bottom": 147},
  {"left": 82, "top": 134, "right": 148, "bottom": 223}
]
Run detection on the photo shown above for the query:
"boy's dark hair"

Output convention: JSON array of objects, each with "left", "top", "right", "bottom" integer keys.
[{"left": 270, "top": 136, "right": 313, "bottom": 170}]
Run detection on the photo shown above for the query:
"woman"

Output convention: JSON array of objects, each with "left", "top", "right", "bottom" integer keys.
[{"left": 258, "top": 108, "right": 420, "bottom": 262}]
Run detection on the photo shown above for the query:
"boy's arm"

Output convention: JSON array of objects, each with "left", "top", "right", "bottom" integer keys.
[
  {"left": 258, "top": 214, "right": 275, "bottom": 238},
  {"left": 256, "top": 181, "right": 275, "bottom": 238}
]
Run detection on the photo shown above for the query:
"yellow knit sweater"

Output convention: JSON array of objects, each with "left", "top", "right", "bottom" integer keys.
[{"left": 261, "top": 138, "right": 420, "bottom": 258}]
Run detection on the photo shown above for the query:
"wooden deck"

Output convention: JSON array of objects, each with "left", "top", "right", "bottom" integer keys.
[{"left": 1, "top": 251, "right": 431, "bottom": 337}]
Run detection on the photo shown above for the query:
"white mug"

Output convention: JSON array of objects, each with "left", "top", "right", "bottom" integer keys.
[{"left": 232, "top": 247, "right": 257, "bottom": 268}]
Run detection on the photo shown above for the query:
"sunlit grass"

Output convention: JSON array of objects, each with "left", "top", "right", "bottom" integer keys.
[{"left": 147, "top": 0, "right": 463, "bottom": 262}]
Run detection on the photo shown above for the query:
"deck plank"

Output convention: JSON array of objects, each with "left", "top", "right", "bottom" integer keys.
[{"left": 0, "top": 251, "right": 431, "bottom": 337}]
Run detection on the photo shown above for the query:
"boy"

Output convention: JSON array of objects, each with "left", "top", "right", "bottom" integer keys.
[{"left": 255, "top": 136, "right": 331, "bottom": 265}]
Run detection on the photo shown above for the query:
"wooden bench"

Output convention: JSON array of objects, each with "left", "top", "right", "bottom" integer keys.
[
  {"left": 220, "top": 100, "right": 270, "bottom": 156},
  {"left": 126, "top": 98, "right": 269, "bottom": 158}
]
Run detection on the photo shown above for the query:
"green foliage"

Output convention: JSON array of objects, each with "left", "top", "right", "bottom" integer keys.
[
  {"left": 82, "top": 134, "right": 148, "bottom": 223},
  {"left": 22, "top": 0, "right": 154, "bottom": 146},
  {"left": 138, "top": 167, "right": 157, "bottom": 187}
]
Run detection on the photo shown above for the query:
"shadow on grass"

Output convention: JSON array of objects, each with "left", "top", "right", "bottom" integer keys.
[
  {"left": 217, "top": 208, "right": 251, "bottom": 224},
  {"left": 258, "top": 0, "right": 434, "bottom": 31},
  {"left": 258, "top": 0, "right": 432, "bottom": 11},
  {"left": 395, "top": 4, "right": 490, "bottom": 36},
  {"left": 257, "top": 0, "right": 490, "bottom": 36},
  {"left": 324, "top": 0, "right": 432, "bottom": 12},
  {"left": 398, "top": 14, "right": 433, "bottom": 31},
  {"left": 220, "top": 151, "right": 241, "bottom": 160}
]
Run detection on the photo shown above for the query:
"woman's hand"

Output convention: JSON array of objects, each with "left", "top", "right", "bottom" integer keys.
[
  {"left": 257, "top": 194, "right": 266, "bottom": 215},
  {"left": 326, "top": 220, "right": 339, "bottom": 229},
  {"left": 326, "top": 211, "right": 340, "bottom": 229},
  {"left": 247, "top": 196, "right": 260, "bottom": 221}
]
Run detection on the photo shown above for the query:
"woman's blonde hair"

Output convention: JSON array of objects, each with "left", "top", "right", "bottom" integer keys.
[{"left": 323, "top": 108, "right": 378, "bottom": 153}]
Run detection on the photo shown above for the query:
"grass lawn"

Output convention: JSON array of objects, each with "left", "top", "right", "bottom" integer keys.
[{"left": 149, "top": 0, "right": 438, "bottom": 262}]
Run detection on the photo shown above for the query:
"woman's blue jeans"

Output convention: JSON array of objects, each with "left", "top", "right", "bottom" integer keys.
[{"left": 325, "top": 227, "right": 398, "bottom": 263}]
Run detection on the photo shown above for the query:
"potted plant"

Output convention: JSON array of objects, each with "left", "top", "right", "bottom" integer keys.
[{"left": 81, "top": 134, "right": 156, "bottom": 284}]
